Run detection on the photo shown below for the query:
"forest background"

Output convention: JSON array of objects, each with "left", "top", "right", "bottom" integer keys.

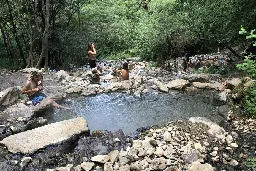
[{"left": 0, "top": 0, "right": 256, "bottom": 70}]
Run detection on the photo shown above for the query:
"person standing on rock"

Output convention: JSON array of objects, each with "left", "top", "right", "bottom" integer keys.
[
  {"left": 87, "top": 42, "right": 97, "bottom": 69},
  {"left": 21, "top": 71, "right": 70, "bottom": 109}
]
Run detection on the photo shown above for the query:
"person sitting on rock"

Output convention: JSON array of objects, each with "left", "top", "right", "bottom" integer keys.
[
  {"left": 90, "top": 68, "right": 101, "bottom": 84},
  {"left": 107, "top": 64, "right": 115, "bottom": 76},
  {"left": 102, "top": 63, "right": 107, "bottom": 71},
  {"left": 183, "top": 52, "right": 191, "bottom": 72},
  {"left": 21, "top": 71, "right": 70, "bottom": 109},
  {"left": 108, "top": 64, "right": 113, "bottom": 71},
  {"left": 116, "top": 62, "right": 129, "bottom": 80}
]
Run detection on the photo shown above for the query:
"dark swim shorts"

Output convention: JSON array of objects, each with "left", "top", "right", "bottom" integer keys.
[
  {"left": 89, "top": 59, "right": 97, "bottom": 69},
  {"left": 29, "top": 92, "right": 47, "bottom": 106}
]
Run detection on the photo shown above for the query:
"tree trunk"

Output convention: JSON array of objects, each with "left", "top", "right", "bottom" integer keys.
[
  {"left": 36, "top": 0, "right": 49, "bottom": 70},
  {"left": 0, "top": 24, "right": 14, "bottom": 66},
  {"left": 78, "top": 2, "right": 81, "bottom": 29},
  {"left": 5, "top": 0, "right": 27, "bottom": 67},
  {"left": 26, "top": 26, "right": 33, "bottom": 68},
  {"left": 34, "top": 0, "right": 40, "bottom": 32},
  {"left": 26, "top": 1, "right": 34, "bottom": 68}
]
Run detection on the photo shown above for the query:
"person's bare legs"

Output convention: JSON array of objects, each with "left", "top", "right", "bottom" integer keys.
[{"left": 46, "top": 98, "right": 71, "bottom": 110}]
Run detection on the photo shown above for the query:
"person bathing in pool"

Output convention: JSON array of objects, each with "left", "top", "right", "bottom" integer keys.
[
  {"left": 116, "top": 62, "right": 129, "bottom": 81},
  {"left": 21, "top": 71, "right": 71, "bottom": 109}
]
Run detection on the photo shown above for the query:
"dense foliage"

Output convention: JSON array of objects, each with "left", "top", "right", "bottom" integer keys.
[
  {"left": 1, "top": 0, "right": 256, "bottom": 69},
  {"left": 235, "top": 28, "right": 256, "bottom": 117},
  {"left": 233, "top": 80, "right": 256, "bottom": 118},
  {"left": 237, "top": 27, "right": 256, "bottom": 79},
  {"left": 242, "top": 83, "right": 256, "bottom": 117}
]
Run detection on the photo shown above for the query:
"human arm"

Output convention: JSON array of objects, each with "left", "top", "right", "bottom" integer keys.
[
  {"left": 21, "top": 82, "right": 41, "bottom": 95},
  {"left": 38, "top": 76, "right": 44, "bottom": 90},
  {"left": 88, "top": 50, "right": 96, "bottom": 55},
  {"left": 38, "top": 81, "right": 44, "bottom": 91},
  {"left": 88, "top": 44, "right": 96, "bottom": 55},
  {"left": 116, "top": 69, "right": 121, "bottom": 75},
  {"left": 115, "top": 69, "right": 123, "bottom": 79}
]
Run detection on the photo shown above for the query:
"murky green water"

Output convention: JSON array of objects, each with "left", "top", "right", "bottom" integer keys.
[{"left": 45, "top": 90, "right": 224, "bottom": 135}]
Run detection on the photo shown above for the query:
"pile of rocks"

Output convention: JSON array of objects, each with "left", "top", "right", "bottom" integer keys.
[
  {"left": 0, "top": 68, "right": 245, "bottom": 139},
  {"left": 51, "top": 117, "right": 251, "bottom": 171},
  {"left": 163, "top": 53, "right": 230, "bottom": 72},
  {"left": 0, "top": 64, "right": 255, "bottom": 171}
]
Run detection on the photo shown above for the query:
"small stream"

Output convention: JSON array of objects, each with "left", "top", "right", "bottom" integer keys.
[{"left": 43, "top": 90, "right": 224, "bottom": 135}]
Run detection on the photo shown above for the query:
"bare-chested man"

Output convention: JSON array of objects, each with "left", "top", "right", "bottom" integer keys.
[
  {"left": 116, "top": 62, "right": 129, "bottom": 81},
  {"left": 22, "top": 71, "right": 70, "bottom": 109},
  {"left": 87, "top": 42, "right": 97, "bottom": 69}
]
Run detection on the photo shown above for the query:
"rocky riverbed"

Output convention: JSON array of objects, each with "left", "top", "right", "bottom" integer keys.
[{"left": 0, "top": 61, "right": 255, "bottom": 171}]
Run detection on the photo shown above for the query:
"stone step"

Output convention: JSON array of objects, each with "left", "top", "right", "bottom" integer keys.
[{"left": 1, "top": 117, "right": 89, "bottom": 154}]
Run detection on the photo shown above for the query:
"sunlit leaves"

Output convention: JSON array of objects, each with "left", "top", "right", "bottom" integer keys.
[{"left": 1, "top": 0, "right": 256, "bottom": 68}]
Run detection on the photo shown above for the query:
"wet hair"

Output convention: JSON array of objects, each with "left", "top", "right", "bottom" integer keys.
[
  {"left": 87, "top": 42, "right": 93, "bottom": 51},
  {"left": 87, "top": 42, "right": 94, "bottom": 55},
  {"left": 31, "top": 71, "right": 38, "bottom": 76},
  {"left": 123, "top": 62, "right": 129, "bottom": 70},
  {"left": 30, "top": 71, "right": 42, "bottom": 80}
]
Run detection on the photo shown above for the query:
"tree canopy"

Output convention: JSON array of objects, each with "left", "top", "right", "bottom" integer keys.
[{"left": 0, "top": 0, "right": 256, "bottom": 69}]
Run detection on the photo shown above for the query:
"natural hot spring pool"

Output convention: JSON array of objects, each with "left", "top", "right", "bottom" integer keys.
[{"left": 43, "top": 90, "right": 224, "bottom": 135}]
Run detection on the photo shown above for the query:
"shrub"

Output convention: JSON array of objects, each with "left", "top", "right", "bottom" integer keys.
[
  {"left": 242, "top": 82, "right": 256, "bottom": 117},
  {"left": 237, "top": 56, "right": 256, "bottom": 79},
  {"left": 192, "top": 64, "right": 235, "bottom": 75},
  {"left": 236, "top": 27, "right": 256, "bottom": 117}
]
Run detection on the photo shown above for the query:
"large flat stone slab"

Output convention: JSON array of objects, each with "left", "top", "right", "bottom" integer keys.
[{"left": 1, "top": 117, "right": 89, "bottom": 154}]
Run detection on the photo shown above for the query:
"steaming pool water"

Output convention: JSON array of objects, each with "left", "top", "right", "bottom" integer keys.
[{"left": 43, "top": 90, "right": 224, "bottom": 135}]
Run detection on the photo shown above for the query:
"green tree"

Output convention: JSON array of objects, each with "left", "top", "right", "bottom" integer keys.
[
  {"left": 1, "top": 0, "right": 256, "bottom": 69},
  {"left": 236, "top": 27, "right": 256, "bottom": 117}
]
